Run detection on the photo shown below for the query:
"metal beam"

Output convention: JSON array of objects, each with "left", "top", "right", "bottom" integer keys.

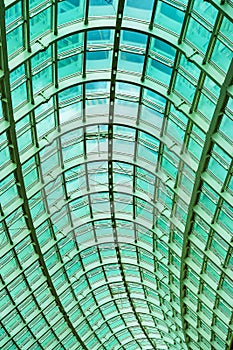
[{"left": 180, "top": 58, "right": 233, "bottom": 347}]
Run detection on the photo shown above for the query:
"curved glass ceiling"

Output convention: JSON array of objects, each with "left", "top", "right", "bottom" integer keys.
[{"left": 0, "top": 0, "right": 233, "bottom": 349}]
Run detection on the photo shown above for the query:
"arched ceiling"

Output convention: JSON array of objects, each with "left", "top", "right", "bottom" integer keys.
[{"left": 0, "top": 0, "right": 233, "bottom": 349}]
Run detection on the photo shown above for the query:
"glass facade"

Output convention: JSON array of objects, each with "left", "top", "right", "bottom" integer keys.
[{"left": 0, "top": 0, "right": 232, "bottom": 349}]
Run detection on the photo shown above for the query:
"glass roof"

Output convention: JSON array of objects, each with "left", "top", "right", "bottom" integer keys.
[{"left": 0, "top": 0, "right": 233, "bottom": 349}]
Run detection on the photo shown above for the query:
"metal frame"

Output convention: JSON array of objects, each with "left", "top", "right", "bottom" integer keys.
[{"left": 0, "top": 0, "right": 233, "bottom": 349}]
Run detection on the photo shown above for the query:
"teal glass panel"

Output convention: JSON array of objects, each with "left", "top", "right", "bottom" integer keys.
[
  {"left": 89, "top": 0, "right": 117, "bottom": 16},
  {"left": 185, "top": 17, "right": 211, "bottom": 53},
  {"left": 32, "top": 65, "right": 53, "bottom": 94},
  {"left": 118, "top": 52, "right": 144, "bottom": 73},
  {"left": 22, "top": 157, "right": 39, "bottom": 189},
  {"left": 140, "top": 105, "right": 163, "bottom": 128},
  {"left": 124, "top": 0, "right": 154, "bottom": 21},
  {"left": 147, "top": 58, "right": 172, "bottom": 85},
  {"left": 86, "top": 51, "right": 112, "bottom": 70},
  {"left": 174, "top": 73, "right": 196, "bottom": 103},
  {"left": 31, "top": 47, "right": 52, "bottom": 68},
  {"left": 10, "top": 64, "right": 25, "bottom": 85},
  {"left": 116, "top": 82, "right": 140, "bottom": 97},
  {"left": 218, "top": 201, "right": 232, "bottom": 233},
  {"left": 198, "top": 92, "right": 216, "bottom": 120},
  {"left": 7, "top": 25, "right": 23, "bottom": 56},
  {"left": 5, "top": 2, "right": 22, "bottom": 27},
  {"left": 220, "top": 17, "right": 233, "bottom": 39},
  {"left": 58, "top": 0, "right": 84, "bottom": 25},
  {"left": 58, "top": 55, "right": 82, "bottom": 79},
  {"left": 192, "top": 0, "right": 218, "bottom": 25},
  {"left": 193, "top": 216, "right": 210, "bottom": 243},
  {"left": 58, "top": 33, "right": 83, "bottom": 53},
  {"left": 154, "top": 1, "right": 184, "bottom": 35},
  {"left": 17, "top": 128, "right": 33, "bottom": 152},
  {"left": 30, "top": 8, "right": 51, "bottom": 40},
  {"left": 11, "top": 82, "right": 27, "bottom": 108},
  {"left": 121, "top": 30, "right": 147, "bottom": 49},
  {"left": 211, "top": 39, "right": 233, "bottom": 72},
  {"left": 150, "top": 37, "right": 176, "bottom": 61},
  {"left": 87, "top": 29, "right": 112, "bottom": 44},
  {"left": 179, "top": 54, "right": 200, "bottom": 80},
  {"left": 204, "top": 75, "right": 220, "bottom": 99},
  {"left": 36, "top": 112, "right": 55, "bottom": 138},
  {"left": 187, "top": 137, "right": 202, "bottom": 160},
  {"left": 208, "top": 156, "right": 227, "bottom": 184},
  {"left": 143, "top": 88, "right": 166, "bottom": 107},
  {"left": 29, "top": 0, "right": 45, "bottom": 10}
]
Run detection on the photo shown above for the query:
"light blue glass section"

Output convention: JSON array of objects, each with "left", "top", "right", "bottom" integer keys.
[
  {"left": 204, "top": 76, "right": 220, "bottom": 98},
  {"left": 185, "top": 17, "right": 211, "bottom": 53},
  {"left": 162, "top": 156, "right": 178, "bottom": 179},
  {"left": 124, "top": 0, "right": 154, "bottom": 21},
  {"left": 211, "top": 39, "right": 233, "bottom": 72},
  {"left": 208, "top": 157, "right": 227, "bottom": 183},
  {"left": 121, "top": 30, "right": 147, "bottom": 49},
  {"left": 138, "top": 133, "right": 158, "bottom": 163},
  {"left": 1, "top": 176, "right": 18, "bottom": 208},
  {"left": 220, "top": 17, "right": 233, "bottom": 39},
  {"left": 58, "top": 55, "right": 82, "bottom": 79},
  {"left": 36, "top": 112, "right": 55, "bottom": 138},
  {"left": 89, "top": 0, "right": 117, "bottom": 16},
  {"left": 150, "top": 38, "right": 176, "bottom": 61},
  {"left": 116, "top": 82, "right": 140, "bottom": 97},
  {"left": 193, "top": 0, "right": 217, "bottom": 25},
  {"left": 10, "top": 64, "right": 25, "bottom": 85},
  {"left": 11, "top": 83, "right": 27, "bottom": 108},
  {"left": 198, "top": 93, "right": 215, "bottom": 120},
  {"left": 166, "top": 118, "right": 185, "bottom": 144},
  {"left": 179, "top": 54, "right": 200, "bottom": 80},
  {"left": 62, "top": 131, "right": 83, "bottom": 161},
  {"left": 7, "top": 25, "right": 23, "bottom": 56},
  {"left": 30, "top": 8, "right": 51, "bottom": 41},
  {"left": 118, "top": 52, "right": 144, "bottom": 73},
  {"left": 86, "top": 81, "right": 110, "bottom": 93},
  {"left": 147, "top": 59, "right": 172, "bottom": 85},
  {"left": 143, "top": 88, "right": 166, "bottom": 107},
  {"left": 5, "top": 2, "right": 22, "bottom": 26},
  {"left": 86, "top": 51, "right": 112, "bottom": 70},
  {"left": 31, "top": 47, "right": 52, "bottom": 68},
  {"left": 114, "top": 99, "right": 138, "bottom": 118},
  {"left": 22, "top": 157, "right": 39, "bottom": 188},
  {"left": 140, "top": 105, "right": 163, "bottom": 129},
  {"left": 32, "top": 66, "right": 53, "bottom": 94},
  {"left": 219, "top": 114, "right": 233, "bottom": 142},
  {"left": 17, "top": 129, "right": 32, "bottom": 152},
  {"left": 154, "top": 1, "right": 184, "bottom": 35},
  {"left": 218, "top": 202, "right": 232, "bottom": 233},
  {"left": 29, "top": 0, "right": 44, "bottom": 10},
  {"left": 58, "top": 85, "right": 82, "bottom": 102},
  {"left": 87, "top": 29, "right": 112, "bottom": 44},
  {"left": 58, "top": 33, "right": 83, "bottom": 53},
  {"left": 175, "top": 73, "right": 196, "bottom": 103},
  {"left": 58, "top": 0, "right": 84, "bottom": 25}
]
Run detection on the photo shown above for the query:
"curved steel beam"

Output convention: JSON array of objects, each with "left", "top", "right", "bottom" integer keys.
[
  {"left": 7, "top": 18, "right": 224, "bottom": 86},
  {"left": 11, "top": 71, "right": 208, "bottom": 135},
  {"left": 180, "top": 59, "right": 233, "bottom": 347}
]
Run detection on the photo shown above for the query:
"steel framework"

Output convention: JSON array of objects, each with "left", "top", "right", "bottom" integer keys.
[{"left": 0, "top": 0, "right": 233, "bottom": 349}]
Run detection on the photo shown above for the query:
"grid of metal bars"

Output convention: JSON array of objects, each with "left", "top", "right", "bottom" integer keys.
[{"left": 0, "top": 0, "right": 233, "bottom": 349}]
